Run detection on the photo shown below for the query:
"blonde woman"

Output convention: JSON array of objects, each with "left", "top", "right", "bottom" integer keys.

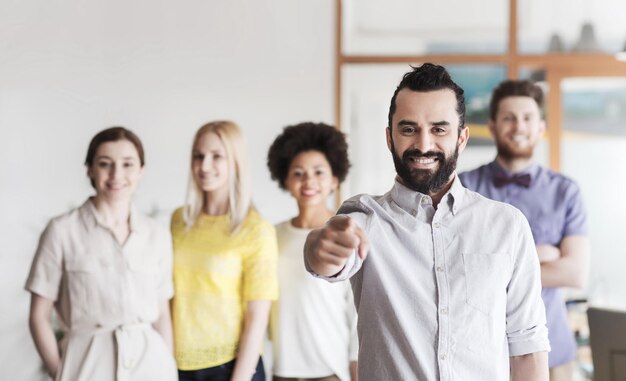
[
  {"left": 171, "top": 121, "right": 278, "bottom": 381},
  {"left": 26, "top": 127, "right": 177, "bottom": 381}
]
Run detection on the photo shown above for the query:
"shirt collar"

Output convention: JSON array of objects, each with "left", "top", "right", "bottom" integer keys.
[
  {"left": 79, "top": 197, "right": 146, "bottom": 233},
  {"left": 390, "top": 174, "right": 465, "bottom": 216}
]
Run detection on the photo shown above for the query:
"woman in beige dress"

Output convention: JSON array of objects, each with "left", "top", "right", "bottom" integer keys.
[{"left": 26, "top": 127, "right": 177, "bottom": 381}]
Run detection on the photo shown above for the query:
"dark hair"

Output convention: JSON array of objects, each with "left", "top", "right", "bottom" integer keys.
[
  {"left": 267, "top": 122, "right": 350, "bottom": 190},
  {"left": 85, "top": 127, "right": 145, "bottom": 187},
  {"left": 388, "top": 63, "right": 465, "bottom": 132},
  {"left": 489, "top": 79, "right": 544, "bottom": 120}
]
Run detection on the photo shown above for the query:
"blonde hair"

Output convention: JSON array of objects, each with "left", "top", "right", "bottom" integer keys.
[{"left": 183, "top": 121, "right": 251, "bottom": 233}]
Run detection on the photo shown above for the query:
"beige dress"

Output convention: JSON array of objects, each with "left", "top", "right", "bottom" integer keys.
[{"left": 26, "top": 199, "right": 177, "bottom": 381}]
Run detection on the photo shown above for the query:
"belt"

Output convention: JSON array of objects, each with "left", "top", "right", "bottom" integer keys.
[{"left": 69, "top": 322, "right": 152, "bottom": 381}]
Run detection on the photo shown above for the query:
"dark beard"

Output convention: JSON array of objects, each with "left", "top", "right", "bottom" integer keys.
[
  {"left": 495, "top": 139, "right": 533, "bottom": 161},
  {"left": 391, "top": 141, "right": 459, "bottom": 195}
]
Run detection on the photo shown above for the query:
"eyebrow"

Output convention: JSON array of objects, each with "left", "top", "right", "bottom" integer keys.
[
  {"left": 397, "top": 120, "right": 451, "bottom": 127},
  {"left": 291, "top": 164, "right": 327, "bottom": 169},
  {"left": 95, "top": 155, "right": 138, "bottom": 161},
  {"left": 432, "top": 121, "right": 450, "bottom": 127},
  {"left": 193, "top": 149, "right": 224, "bottom": 154},
  {"left": 397, "top": 120, "right": 418, "bottom": 126}
]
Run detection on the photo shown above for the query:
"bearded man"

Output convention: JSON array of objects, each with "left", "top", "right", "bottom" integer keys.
[{"left": 303, "top": 64, "right": 550, "bottom": 381}]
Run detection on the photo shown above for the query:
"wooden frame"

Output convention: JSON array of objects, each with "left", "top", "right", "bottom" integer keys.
[{"left": 334, "top": 0, "right": 626, "bottom": 171}]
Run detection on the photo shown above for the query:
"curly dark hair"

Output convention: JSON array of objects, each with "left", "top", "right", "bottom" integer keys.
[
  {"left": 388, "top": 63, "right": 465, "bottom": 132},
  {"left": 489, "top": 79, "right": 544, "bottom": 120},
  {"left": 267, "top": 122, "right": 350, "bottom": 190}
]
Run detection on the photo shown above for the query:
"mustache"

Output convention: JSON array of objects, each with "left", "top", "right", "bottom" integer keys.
[{"left": 402, "top": 149, "right": 445, "bottom": 161}]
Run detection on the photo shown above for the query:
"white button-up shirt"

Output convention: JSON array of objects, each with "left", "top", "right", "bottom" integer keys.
[{"left": 307, "top": 176, "right": 549, "bottom": 381}]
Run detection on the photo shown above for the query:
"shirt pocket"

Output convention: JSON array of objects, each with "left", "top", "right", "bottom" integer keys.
[
  {"left": 462, "top": 252, "right": 510, "bottom": 316},
  {"left": 65, "top": 255, "right": 112, "bottom": 322}
]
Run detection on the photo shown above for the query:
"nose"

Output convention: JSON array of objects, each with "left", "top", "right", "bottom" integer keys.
[
  {"left": 414, "top": 131, "right": 435, "bottom": 153},
  {"left": 512, "top": 116, "right": 527, "bottom": 133},
  {"left": 201, "top": 156, "right": 212, "bottom": 171},
  {"left": 110, "top": 163, "right": 122, "bottom": 180},
  {"left": 302, "top": 172, "right": 314, "bottom": 185}
]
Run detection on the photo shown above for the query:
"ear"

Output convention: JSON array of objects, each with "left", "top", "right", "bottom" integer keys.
[
  {"left": 538, "top": 119, "right": 546, "bottom": 137},
  {"left": 331, "top": 176, "right": 339, "bottom": 192},
  {"left": 487, "top": 119, "right": 497, "bottom": 137},
  {"left": 386, "top": 127, "right": 392, "bottom": 152},
  {"left": 138, "top": 165, "right": 145, "bottom": 180},
  {"left": 87, "top": 166, "right": 93, "bottom": 180},
  {"left": 457, "top": 125, "right": 470, "bottom": 154}
]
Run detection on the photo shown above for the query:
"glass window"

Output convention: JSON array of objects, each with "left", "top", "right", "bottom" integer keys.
[
  {"left": 342, "top": 0, "right": 508, "bottom": 56},
  {"left": 517, "top": 0, "right": 626, "bottom": 54},
  {"left": 560, "top": 77, "right": 626, "bottom": 309}
]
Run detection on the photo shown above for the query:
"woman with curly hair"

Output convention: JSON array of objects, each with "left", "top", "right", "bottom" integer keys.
[{"left": 267, "top": 122, "right": 358, "bottom": 381}]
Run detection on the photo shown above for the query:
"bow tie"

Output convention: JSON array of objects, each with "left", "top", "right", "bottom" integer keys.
[{"left": 493, "top": 172, "right": 531, "bottom": 188}]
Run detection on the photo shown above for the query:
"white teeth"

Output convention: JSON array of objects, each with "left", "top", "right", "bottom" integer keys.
[
  {"left": 512, "top": 135, "right": 528, "bottom": 143},
  {"left": 410, "top": 157, "right": 435, "bottom": 164}
]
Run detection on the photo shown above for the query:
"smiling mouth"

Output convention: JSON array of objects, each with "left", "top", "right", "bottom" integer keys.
[
  {"left": 406, "top": 156, "right": 438, "bottom": 169},
  {"left": 510, "top": 135, "right": 529, "bottom": 144},
  {"left": 301, "top": 189, "right": 318, "bottom": 197}
]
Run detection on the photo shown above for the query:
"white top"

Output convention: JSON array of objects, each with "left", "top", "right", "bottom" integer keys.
[
  {"left": 270, "top": 221, "right": 358, "bottom": 381},
  {"left": 307, "top": 177, "right": 550, "bottom": 381}
]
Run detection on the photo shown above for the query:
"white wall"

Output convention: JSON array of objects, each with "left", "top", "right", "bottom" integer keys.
[{"left": 0, "top": 1, "right": 334, "bottom": 379}]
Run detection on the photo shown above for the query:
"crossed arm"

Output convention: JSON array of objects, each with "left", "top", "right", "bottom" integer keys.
[{"left": 537, "top": 235, "right": 590, "bottom": 288}]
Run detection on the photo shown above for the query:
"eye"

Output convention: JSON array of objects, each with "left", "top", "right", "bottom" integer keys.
[
  {"left": 193, "top": 153, "right": 204, "bottom": 161},
  {"left": 213, "top": 153, "right": 223, "bottom": 160},
  {"left": 432, "top": 127, "right": 447, "bottom": 135},
  {"left": 400, "top": 126, "right": 416, "bottom": 134},
  {"left": 123, "top": 162, "right": 135, "bottom": 168},
  {"left": 291, "top": 170, "right": 304, "bottom": 178},
  {"left": 97, "top": 161, "right": 112, "bottom": 168},
  {"left": 315, "top": 169, "right": 326, "bottom": 176}
]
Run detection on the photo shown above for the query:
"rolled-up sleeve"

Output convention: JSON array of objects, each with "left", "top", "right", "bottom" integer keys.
[
  {"left": 25, "top": 219, "right": 63, "bottom": 301},
  {"left": 506, "top": 211, "right": 551, "bottom": 356}
]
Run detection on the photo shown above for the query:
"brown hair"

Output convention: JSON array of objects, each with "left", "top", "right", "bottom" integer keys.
[{"left": 489, "top": 79, "right": 544, "bottom": 121}]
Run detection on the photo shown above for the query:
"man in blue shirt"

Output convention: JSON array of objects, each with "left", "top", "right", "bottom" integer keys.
[{"left": 460, "top": 79, "right": 590, "bottom": 381}]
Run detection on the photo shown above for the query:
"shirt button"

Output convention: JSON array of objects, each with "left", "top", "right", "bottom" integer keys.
[
  {"left": 436, "top": 266, "right": 444, "bottom": 272},
  {"left": 441, "top": 354, "right": 447, "bottom": 360},
  {"left": 441, "top": 308, "right": 448, "bottom": 314},
  {"left": 433, "top": 222, "right": 441, "bottom": 229}
]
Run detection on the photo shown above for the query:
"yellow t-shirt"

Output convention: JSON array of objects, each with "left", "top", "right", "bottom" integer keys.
[{"left": 171, "top": 207, "right": 278, "bottom": 370}]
